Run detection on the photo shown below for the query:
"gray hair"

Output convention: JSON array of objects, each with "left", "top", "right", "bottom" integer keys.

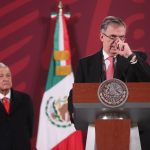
[
  {"left": 100, "top": 16, "right": 126, "bottom": 32},
  {"left": 0, "top": 62, "right": 8, "bottom": 68}
]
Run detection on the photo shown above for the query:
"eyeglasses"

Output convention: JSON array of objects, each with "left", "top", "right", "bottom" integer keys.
[{"left": 102, "top": 32, "right": 126, "bottom": 41}]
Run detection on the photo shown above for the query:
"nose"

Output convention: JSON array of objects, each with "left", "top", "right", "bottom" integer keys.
[
  {"left": 115, "top": 36, "right": 120, "bottom": 40},
  {"left": 111, "top": 39, "right": 118, "bottom": 45},
  {"left": 2, "top": 76, "right": 9, "bottom": 81}
]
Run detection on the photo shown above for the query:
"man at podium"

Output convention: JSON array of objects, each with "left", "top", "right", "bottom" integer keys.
[{"left": 68, "top": 16, "right": 150, "bottom": 150}]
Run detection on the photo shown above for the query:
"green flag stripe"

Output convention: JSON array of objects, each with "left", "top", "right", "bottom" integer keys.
[
  {"left": 45, "top": 13, "right": 65, "bottom": 90},
  {"left": 45, "top": 54, "right": 65, "bottom": 91},
  {"left": 54, "top": 15, "right": 59, "bottom": 50},
  {"left": 54, "top": 14, "right": 61, "bottom": 66}
]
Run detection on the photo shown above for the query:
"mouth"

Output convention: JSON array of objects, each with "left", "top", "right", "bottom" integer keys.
[
  {"left": 110, "top": 46, "right": 117, "bottom": 51},
  {"left": 2, "top": 83, "right": 10, "bottom": 86},
  {"left": 110, "top": 48, "right": 118, "bottom": 56}
]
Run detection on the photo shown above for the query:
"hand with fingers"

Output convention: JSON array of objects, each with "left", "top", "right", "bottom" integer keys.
[{"left": 110, "top": 39, "right": 133, "bottom": 58}]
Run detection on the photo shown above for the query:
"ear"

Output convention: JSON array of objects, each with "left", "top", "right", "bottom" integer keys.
[{"left": 100, "top": 33, "right": 104, "bottom": 42}]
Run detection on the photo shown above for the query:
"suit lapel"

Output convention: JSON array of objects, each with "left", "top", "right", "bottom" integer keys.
[
  {"left": 114, "top": 55, "right": 129, "bottom": 81},
  {"left": 93, "top": 50, "right": 105, "bottom": 82},
  {"left": 0, "top": 102, "right": 8, "bottom": 114},
  {"left": 99, "top": 51, "right": 105, "bottom": 82},
  {"left": 0, "top": 90, "right": 21, "bottom": 115},
  {"left": 10, "top": 90, "right": 21, "bottom": 114}
]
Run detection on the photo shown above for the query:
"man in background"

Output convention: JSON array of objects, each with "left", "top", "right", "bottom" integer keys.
[
  {"left": 68, "top": 16, "right": 150, "bottom": 149},
  {"left": 0, "top": 62, "right": 34, "bottom": 150}
]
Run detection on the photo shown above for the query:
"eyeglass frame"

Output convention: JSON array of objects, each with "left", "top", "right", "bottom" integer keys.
[{"left": 102, "top": 32, "right": 126, "bottom": 41}]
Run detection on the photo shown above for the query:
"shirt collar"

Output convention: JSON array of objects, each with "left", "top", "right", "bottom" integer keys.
[
  {"left": 0, "top": 90, "right": 11, "bottom": 100},
  {"left": 102, "top": 49, "right": 116, "bottom": 60},
  {"left": 103, "top": 50, "right": 110, "bottom": 60}
]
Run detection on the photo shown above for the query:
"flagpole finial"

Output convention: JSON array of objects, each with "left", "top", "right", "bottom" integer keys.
[
  {"left": 58, "top": 1, "right": 63, "bottom": 15},
  {"left": 58, "top": 1, "right": 63, "bottom": 10}
]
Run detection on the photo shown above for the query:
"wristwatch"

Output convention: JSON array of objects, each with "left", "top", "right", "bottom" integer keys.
[{"left": 127, "top": 53, "right": 137, "bottom": 64}]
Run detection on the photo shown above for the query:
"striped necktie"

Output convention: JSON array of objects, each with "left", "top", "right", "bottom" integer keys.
[{"left": 3, "top": 97, "right": 10, "bottom": 113}]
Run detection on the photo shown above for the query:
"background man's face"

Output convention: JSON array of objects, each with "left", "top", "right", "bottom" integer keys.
[
  {"left": 100, "top": 24, "right": 126, "bottom": 56},
  {"left": 0, "top": 67, "right": 12, "bottom": 92}
]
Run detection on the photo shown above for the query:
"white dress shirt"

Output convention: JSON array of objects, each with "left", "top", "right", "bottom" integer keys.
[{"left": 0, "top": 90, "right": 11, "bottom": 103}]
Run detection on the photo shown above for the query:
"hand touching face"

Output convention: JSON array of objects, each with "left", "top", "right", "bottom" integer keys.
[
  {"left": 110, "top": 39, "right": 133, "bottom": 58},
  {"left": 100, "top": 24, "right": 133, "bottom": 57}
]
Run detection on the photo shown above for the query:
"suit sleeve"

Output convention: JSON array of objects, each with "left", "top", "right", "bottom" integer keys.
[
  {"left": 26, "top": 94, "right": 34, "bottom": 138},
  {"left": 126, "top": 52, "right": 150, "bottom": 82},
  {"left": 68, "top": 59, "right": 84, "bottom": 123}
]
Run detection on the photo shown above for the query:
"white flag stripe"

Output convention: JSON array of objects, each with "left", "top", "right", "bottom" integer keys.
[
  {"left": 58, "top": 10, "right": 67, "bottom": 67},
  {"left": 44, "top": 73, "right": 74, "bottom": 99},
  {"left": 36, "top": 73, "right": 75, "bottom": 150},
  {"left": 58, "top": 11, "right": 64, "bottom": 51}
]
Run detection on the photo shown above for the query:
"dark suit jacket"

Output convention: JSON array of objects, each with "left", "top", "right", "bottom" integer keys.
[
  {"left": 0, "top": 89, "right": 34, "bottom": 150},
  {"left": 68, "top": 50, "right": 150, "bottom": 150},
  {"left": 68, "top": 50, "right": 150, "bottom": 116}
]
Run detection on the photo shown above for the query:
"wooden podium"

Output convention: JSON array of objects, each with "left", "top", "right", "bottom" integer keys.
[{"left": 73, "top": 83, "right": 150, "bottom": 150}]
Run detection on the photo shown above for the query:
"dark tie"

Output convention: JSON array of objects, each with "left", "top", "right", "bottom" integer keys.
[
  {"left": 106, "top": 56, "right": 114, "bottom": 80},
  {"left": 3, "top": 97, "right": 10, "bottom": 113}
]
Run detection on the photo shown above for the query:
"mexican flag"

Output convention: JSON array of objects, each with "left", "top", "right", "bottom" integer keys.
[{"left": 36, "top": 3, "right": 76, "bottom": 150}]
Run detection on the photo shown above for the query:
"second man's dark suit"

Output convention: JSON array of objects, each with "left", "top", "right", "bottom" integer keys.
[
  {"left": 68, "top": 49, "right": 150, "bottom": 116},
  {"left": 68, "top": 49, "right": 150, "bottom": 150}
]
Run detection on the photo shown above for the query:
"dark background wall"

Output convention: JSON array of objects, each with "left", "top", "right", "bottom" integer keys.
[{"left": 0, "top": 0, "right": 149, "bottom": 149}]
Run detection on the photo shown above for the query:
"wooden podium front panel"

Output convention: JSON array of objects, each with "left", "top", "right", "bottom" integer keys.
[
  {"left": 73, "top": 83, "right": 150, "bottom": 103},
  {"left": 73, "top": 83, "right": 150, "bottom": 130},
  {"left": 95, "top": 119, "right": 130, "bottom": 150}
]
